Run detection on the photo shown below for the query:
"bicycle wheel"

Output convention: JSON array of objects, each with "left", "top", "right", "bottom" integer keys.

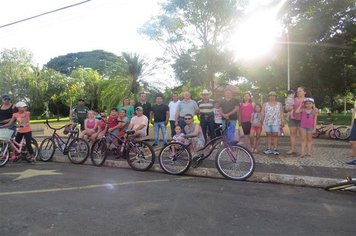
[
  {"left": 67, "top": 138, "right": 90, "bottom": 164},
  {"left": 215, "top": 144, "right": 255, "bottom": 181},
  {"left": 39, "top": 138, "right": 55, "bottom": 161},
  {"left": 126, "top": 141, "right": 155, "bottom": 171},
  {"left": 335, "top": 126, "right": 351, "bottom": 140},
  {"left": 90, "top": 138, "right": 108, "bottom": 166},
  {"left": 0, "top": 141, "right": 10, "bottom": 167},
  {"left": 312, "top": 129, "right": 321, "bottom": 138},
  {"left": 23, "top": 138, "right": 39, "bottom": 163},
  {"left": 158, "top": 142, "right": 191, "bottom": 175},
  {"left": 325, "top": 179, "right": 356, "bottom": 191}
]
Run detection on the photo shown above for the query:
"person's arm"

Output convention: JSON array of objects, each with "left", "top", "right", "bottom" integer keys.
[
  {"left": 351, "top": 109, "right": 355, "bottom": 127},
  {"left": 150, "top": 110, "right": 154, "bottom": 125},
  {"left": 133, "top": 120, "right": 146, "bottom": 132},
  {"left": 279, "top": 102, "right": 285, "bottom": 126},
  {"left": 295, "top": 103, "right": 303, "bottom": 113},
  {"left": 185, "top": 125, "right": 201, "bottom": 138},
  {"left": 175, "top": 104, "right": 181, "bottom": 125},
  {"left": 313, "top": 110, "right": 318, "bottom": 133},
  {"left": 261, "top": 103, "right": 266, "bottom": 124},
  {"left": 165, "top": 108, "right": 169, "bottom": 125},
  {"left": 0, "top": 115, "right": 16, "bottom": 128}
]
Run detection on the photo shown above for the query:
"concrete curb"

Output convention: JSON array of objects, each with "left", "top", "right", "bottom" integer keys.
[{"left": 51, "top": 155, "right": 341, "bottom": 188}]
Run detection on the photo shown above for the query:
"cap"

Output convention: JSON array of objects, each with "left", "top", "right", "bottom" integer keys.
[
  {"left": 201, "top": 89, "right": 211, "bottom": 95},
  {"left": 136, "top": 106, "right": 143, "bottom": 111},
  {"left": 2, "top": 94, "right": 10, "bottom": 100},
  {"left": 15, "top": 101, "right": 27, "bottom": 108},
  {"left": 304, "top": 97, "right": 315, "bottom": 103},
  {"left": 78, "top": 98, "right": 85, "bottom": 102},
  {"left": 268, "top": 91, "right": 277, "bottom": 97}
]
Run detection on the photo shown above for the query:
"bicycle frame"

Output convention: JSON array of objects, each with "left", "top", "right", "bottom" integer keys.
[
  {"left": 44, "top": 121, "right": 78, "bottom": 153},
  {"left": 9, "top": 136, "right": 27, "bottom": 154}
]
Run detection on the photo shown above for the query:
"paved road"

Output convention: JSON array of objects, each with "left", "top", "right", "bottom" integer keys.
[{"left": 0, "top": 162, "right": 355, "bottom": 236}]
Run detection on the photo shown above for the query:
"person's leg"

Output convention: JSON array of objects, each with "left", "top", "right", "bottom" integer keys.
[
  {"left": 272, "top": 132, "right": 279, "bottom": 155},
  {"left": 178, "top": 118, "right": 186, "bottom": 134},
  {"left": 255, "top": 128, "right": 262, "bottom": 153},
  {"left": 161, "top": 122, "right": 168, "bottom": 145},
  {"left": 170, "top": 120, "right": 176, "bottom": 138},
  {"left": 352, "top": 141, "right": 356, "bottom": 157},
  {"left": 250, "top": 128, "right": 256, "bottom": 151},
  {"left": 306, "top": 131, "right": 313, "bottom": 156},
  {"left": 200, "top": 116, "right": 208, "bottom": 143},
  {"left": 227, "top": 120, "right": 237, "bottom": 144},
  {"left": 153, "top": 122, "right": 159, "bottom": 145},
  {"left": 300, "top": 128, "right": 306, "bottom": 156},
  {"left": 265, "top": 133, "right": 272, "bottom": 153},
  {"left": 24, "top": 132, "right": 34, "bottom": 155},
  {"left": 288, "top": 126, "right": 297, "bottom": 154},
  {"left": 207, "top": 116, "right": 215, "bottom": 142}
]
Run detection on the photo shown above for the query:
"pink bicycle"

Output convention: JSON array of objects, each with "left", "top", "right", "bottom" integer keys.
[{"left": 0, "top": 128, "right": 39, "bottom": 167}]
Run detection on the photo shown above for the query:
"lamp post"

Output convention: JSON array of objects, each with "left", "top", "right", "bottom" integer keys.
[{"left": 287, "top": 27, "right": 290, "bottom": 91}]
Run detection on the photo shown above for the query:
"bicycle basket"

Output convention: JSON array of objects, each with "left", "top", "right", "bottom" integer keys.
[{"left": 0, "top": 128, "right": 14, "bottom": 141}]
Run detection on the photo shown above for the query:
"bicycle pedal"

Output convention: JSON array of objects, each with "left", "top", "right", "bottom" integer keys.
[{"left": 191, "top": 159, "right": 202, "bottom": 168}]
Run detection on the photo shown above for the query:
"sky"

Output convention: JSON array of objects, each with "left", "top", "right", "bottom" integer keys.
[{"left": 0, "top": 0, "right": 164, "bottom": 66}]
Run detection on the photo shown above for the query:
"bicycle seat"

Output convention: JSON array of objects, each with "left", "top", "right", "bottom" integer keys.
[{"left": 125, "top": 130, "right": 135, "bottom": 135}]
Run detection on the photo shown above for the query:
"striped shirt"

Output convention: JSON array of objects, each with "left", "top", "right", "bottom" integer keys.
[{"left": 198, "top": 99, "right": 214, "bottom": 115}]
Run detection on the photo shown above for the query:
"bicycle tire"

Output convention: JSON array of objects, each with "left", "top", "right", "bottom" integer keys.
[
  {"left": 23, "top": 138, "right": 39, "bottom": 163},
  {"left": 215, "top": 144, "right": 255, "bottom": 181},
  {"left": 90, "top": 138, "right": 108, "bottom": 166},
  {"left": 126, "top": 141, "right": 155, "bottom": 171},
  {"left": 325, "top": 179, "right": 356, "bottom": 191},
  {"left": 312, "top": 129, "right": 321, "bottom": 138},
  {"left": 0, "top": 141, "right": 10, "bottom": 167},
  {"left": 158, "top": 142, "right": 191, "bottom": 175},
  {"left": 67, "top": 138, "right": 90, "bottom": 164},
  {"left": 335, "top": 126, "right": 351, "bottom": 140},
  {"left": 39, "top": 137, "right": 56, "bottom": 162},
  {"left": 328, "top": 129, "right": 337, "bottom": 139}
]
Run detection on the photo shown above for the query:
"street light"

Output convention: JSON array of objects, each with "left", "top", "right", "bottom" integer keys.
[{"left": 287, "top": 27, "right": 290, "bottom": 91}]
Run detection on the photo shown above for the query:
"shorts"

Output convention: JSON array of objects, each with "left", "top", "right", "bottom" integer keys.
[
  {"left": 264, "top": 125, "right": 280, "bottom": 133},
  {"left": 193, "top": 137, "right": 205, "bottom": 149},
  {"left": 241, "top": 122, "right": 252, "bottom": 135},
  {"left": 288, "top": 119, "right": 301, "bottom": 128},
  {"left": 300, "top": 127, "right": 313, "bottom": 133},
  {"left": 350, "top": 121, "right": 356, "bottom": 141},
  {"left": 251, "top": 126, "right": 262, "bottom": 133}
]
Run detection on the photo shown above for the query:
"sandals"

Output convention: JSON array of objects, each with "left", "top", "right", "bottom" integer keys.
[{"left": 286, "top": 150, "right": 296, "bottom": 155}]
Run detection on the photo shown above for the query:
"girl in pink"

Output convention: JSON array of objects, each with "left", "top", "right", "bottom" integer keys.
[
  {"left": 295, "top": 98, "right": 318, "bottom": 157},
  {"left": 80, "top": 110, "right": 98, "bottom": 141},
  {"left": 250, "top": 104, "right": 263, "bottom": 153},
  {"left": 239, "top": 93, "right": 254, "bottom": 147},
  {"left": 0, "top": 101, "right": 35, "bottom": 162}
]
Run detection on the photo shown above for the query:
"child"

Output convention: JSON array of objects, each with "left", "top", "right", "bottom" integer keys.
[
  {"left": 170, "top": 126, "right": 186, "bottom": 156},
  {"left": 93, "top": 113, "right": 107, "bottom": 140},
  {"left": 0, "top": 101, "right": 35, "bottom": 162},
  {"left": 285, "top": 90, "right": 295, "bottom": 117},
  {"left": 250, "top": 104, "right": 263, "bottom": 153},
  {"left": 240, "top": 92, "right": 255, "bottom": 147},
  {"left": 80, "top": 110, "right": 98, "bottom": 141},
  {"left": 295, "top": 97, "right": 318, "bottom": 157},
  {"left": 213, "top": 101, "right": 223, "bottom": 137}
]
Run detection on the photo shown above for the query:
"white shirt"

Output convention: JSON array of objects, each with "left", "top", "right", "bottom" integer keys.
[{"left": 168, "top": 100, "right": 180, "bottom": 121}]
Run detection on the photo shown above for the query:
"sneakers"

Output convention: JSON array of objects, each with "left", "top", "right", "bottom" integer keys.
[
  {"left": 152, "top": 143, "right": 158, "bottom": 147},
  {"left": 272, "top": 149, "right": 279, "bottom": 155},
  {"left": 263, "top": 148, "right": 273, "bottom": 155},
  {"left": 346, "top": 159, "right": 356, "bottom": 165}
]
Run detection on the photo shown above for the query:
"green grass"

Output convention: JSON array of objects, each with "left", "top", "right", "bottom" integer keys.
[
  {"left": 317, "top": 113, "right": 351, "bottom": 125},
  {"left": 30, "top": 117, "right": 70, "bottom": 124}
]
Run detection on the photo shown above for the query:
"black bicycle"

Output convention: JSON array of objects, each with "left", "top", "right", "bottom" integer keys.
[
  {"left": 158, "top": 123, "right": 255, "bottom": 180},
  {"left": 90, "top": 121, "right": 155, "bottom": 171},
  {"left": 39, "top": 120, "right": 90, "bottom": 164}
]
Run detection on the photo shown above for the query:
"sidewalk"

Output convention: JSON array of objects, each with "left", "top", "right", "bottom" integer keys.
[{"left": 32, "top": 124, "right": 356, "bottom": 188}]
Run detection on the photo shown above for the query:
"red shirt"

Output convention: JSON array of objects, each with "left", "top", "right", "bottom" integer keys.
[
  {"left": 13, "top": 111, "right": 31, "bottom": 133},
  {"left": 107, "top": 116, "right": 118, "bottom": 129}
]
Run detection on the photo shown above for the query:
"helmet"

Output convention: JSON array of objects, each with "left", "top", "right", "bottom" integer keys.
[{"left": 15, "top": 101, "right": 27, "bottom": 108}]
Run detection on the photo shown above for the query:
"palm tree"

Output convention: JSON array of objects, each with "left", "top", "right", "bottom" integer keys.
[{"left": 121, "top": 52, "right": 146, "bottom": 97}]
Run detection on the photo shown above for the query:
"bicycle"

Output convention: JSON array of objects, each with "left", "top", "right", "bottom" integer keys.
[
  {"left": 312, "top": 121, "right": 338, "bottom": 139},
  {"left": 334, "top": 126, "right": 351, "bottom": 140},
  {"left": 0, "top": 128, "right": 39, "bottom": 167},
  {"left": 325, "top": 176, "right": 356, "bottom": 192},
  {"left": 39, "top": 120, "right": 90, "bottom": 164},
  {"left": 158, "top": 123, "right": 255, "bottom": 180},
  {"left": 90, "top": 121, "right": 155, "bottom": 171}
]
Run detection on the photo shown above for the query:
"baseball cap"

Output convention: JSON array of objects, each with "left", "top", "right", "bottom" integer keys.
[
  {"left": 16, "top": 101, "right": 27, "bottom": 108},
  {"left": 136, "top": 106, "right": 143, "bottom": 111},
  {"left": 304, "top": 97, "right": 315, "bottom": 103}
]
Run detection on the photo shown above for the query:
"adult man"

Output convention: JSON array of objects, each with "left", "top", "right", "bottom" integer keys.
[
  {"left": 175, "top": 91, "right": 199, "bottom": 133},
  {"left": 150, "top": 95, "right": 169, "bottom": 146},
  {"left": 135, "top": 92, "right": 152, "bottom": 136},
  {"left": 70, "top": 98, "right": 89, "bottom": 131},
  {"left": 128, "top": 106, "right": 148, "bottom": 138},
  {"left": 168, "top": 92, "right": 180, "bottom": 138},
  {"left": 183, "top": 113, "right": 205, "bottom": 153},
  {"left": 220, "top": 89, "right": 240, "bottom": 144},
  {"left": 198, "top": 89, "right": 215, "bottom": 143}
]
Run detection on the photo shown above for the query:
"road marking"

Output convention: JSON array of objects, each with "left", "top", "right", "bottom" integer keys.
[
  {"left": 0, "top": 176, "right": 193, "bottom": 196},
  {"left": 1, "top": 169, "right": 62, "bottom": 181}
]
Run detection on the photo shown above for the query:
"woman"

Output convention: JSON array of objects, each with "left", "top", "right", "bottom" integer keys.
[
  {"left": 239, "top": 92, "right": 255, "bottom": 147},
  {"left": 286, "top": 87, "right": 308, "bottom": 155},
  {"left": 117, "top": 98, "right": 134, "bottom": 121},
  {"left": 0, "top": 94, "right": 17, "bottom": 132},
  {"left": 262, "top": 91, "right": 284, "bottom": 155},
  {"left": 347, "top": 104, "right": 356, "bottom": 165}
]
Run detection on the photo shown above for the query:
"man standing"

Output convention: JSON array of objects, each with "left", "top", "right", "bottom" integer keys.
[
  {"left": 198, "top": 89, "right": 215, "bottom": 143},
  {"left": 70, "top": 98, "right": 89, "bottom": 131},
  {"left": 150, "top": 95, "right": 169, "bottom": 146},
  {"left": 175, "top": 91, "right": 199, "bottom": 133},
  {"left": 220, "top": 89, "right": 240, "bottom": 144},
  {"left": 168, "top": 92, "right": 180, "bottom": 138},
  {"left": 135, "top": 92, "right": 152, "bottom": 136}
]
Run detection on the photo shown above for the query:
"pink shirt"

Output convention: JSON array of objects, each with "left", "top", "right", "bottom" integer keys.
[
  {"left": 300, "top": 110, "right": 315, "bottom": 129},
  {"left": 13, "top": 111, "right": 31, "bottom": 133},
  {"left": 290, "top": 98, "right": 303, "bottom": 120},
  {"left": 130, "top": 115, "right": 148, "bottom": 136},
  {"left": 85, "top": 118, "right": 96, "bottom": 129},
  {"left": 240, "top": 102, "right": 254, "bottom": 122}
]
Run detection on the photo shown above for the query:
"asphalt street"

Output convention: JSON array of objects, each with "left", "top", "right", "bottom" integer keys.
[{"left": 0, "top": 162, "right": 355, "bottom": 236}]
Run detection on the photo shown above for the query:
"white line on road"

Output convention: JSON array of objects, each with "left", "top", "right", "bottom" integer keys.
[{"left": 0, "top": 177, "right": 194, "bottom": 196}]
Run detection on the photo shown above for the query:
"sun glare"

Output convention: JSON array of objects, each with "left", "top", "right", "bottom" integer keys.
[{"left": 232, "top": 11, "right": 282, "bottom": 60}]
